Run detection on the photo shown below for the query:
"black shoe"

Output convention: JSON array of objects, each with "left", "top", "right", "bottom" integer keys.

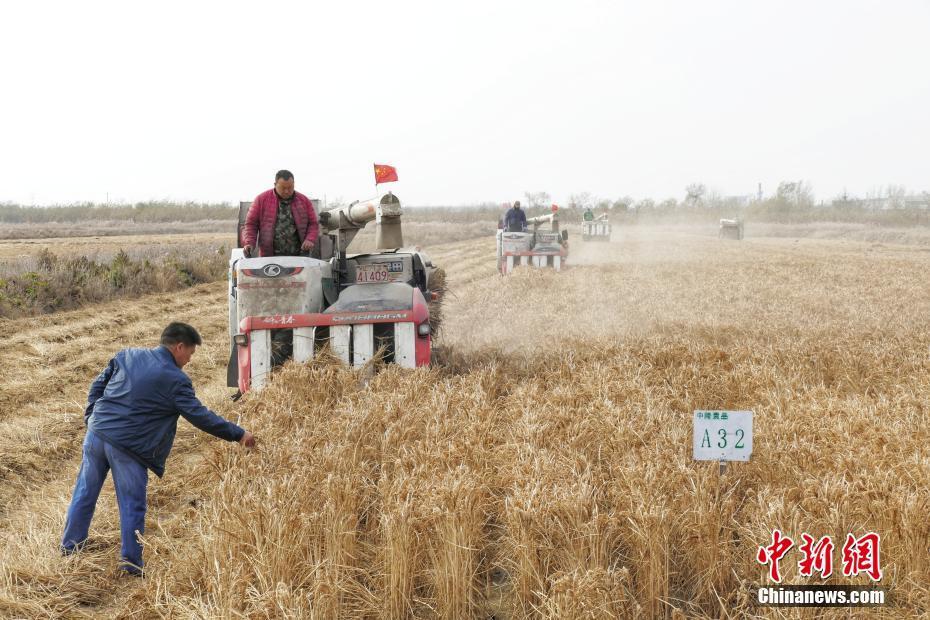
[{"left": 119, "top": 559, "right": 144, "bottom": 578}]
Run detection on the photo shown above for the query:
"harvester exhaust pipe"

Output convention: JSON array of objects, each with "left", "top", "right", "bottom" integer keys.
[{"left": 375, "top": 193, "right": 404, "bottom": 250}]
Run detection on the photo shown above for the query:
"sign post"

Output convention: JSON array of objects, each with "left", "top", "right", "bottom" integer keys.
[{"left": 693, "top": 410, "right": 753, "bottom": 475}]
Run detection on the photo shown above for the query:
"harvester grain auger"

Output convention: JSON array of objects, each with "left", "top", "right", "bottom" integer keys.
[
  {"left": 581, "top": 213, "right": 611, "bottom": 242},
  {"left": 226, "top": 193, "right": 444, "bottom": 393},
  {"left": 496, "top": 206, "right": 569, "bottom": 274}
]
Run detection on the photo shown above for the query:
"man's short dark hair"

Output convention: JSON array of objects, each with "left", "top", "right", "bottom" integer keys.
[
  {"left": 275, "top": 170, "right": 294, "bottom": 182},
  {"left": 161, "top": 322, "right": 202, "bottom": 347}
]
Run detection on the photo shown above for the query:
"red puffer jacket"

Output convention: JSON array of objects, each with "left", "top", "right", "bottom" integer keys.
[{"left": 242, "top": 189, "right": 320, "bottom": 257}]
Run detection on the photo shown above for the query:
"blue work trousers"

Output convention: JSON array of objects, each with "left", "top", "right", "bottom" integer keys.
[{"left": 61, "top": 430, "right": 149, "bottom": 574}]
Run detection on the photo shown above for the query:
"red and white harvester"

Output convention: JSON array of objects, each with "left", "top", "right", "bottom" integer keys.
[
  {"left": 226, "top": 193, "right": 443, "bottom": 392},
  {"left": 496, "top": 205, "right": 569, "bottom": 274}
]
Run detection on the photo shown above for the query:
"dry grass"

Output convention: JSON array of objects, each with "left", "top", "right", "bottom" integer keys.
[
  {"left": 0, "top": 226, "right": 928, "bottom": 617},
  {"left": 0, "top": 247, "right": 229, "bottom": 318},
  {"left": 0, "top": 220, "right": 489, "bottom": 319}
]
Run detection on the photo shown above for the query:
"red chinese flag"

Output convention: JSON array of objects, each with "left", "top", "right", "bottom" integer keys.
[{"left": 374, "top": 163, "right": 398, "bottom": 184}]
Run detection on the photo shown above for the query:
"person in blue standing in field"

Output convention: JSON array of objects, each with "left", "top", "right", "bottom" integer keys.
[
  {"left": 504, "top": 200, "right": 527, "bottom": 232},
  {"left": 61, "top": 322, "right": 256, "bottom": 577}
]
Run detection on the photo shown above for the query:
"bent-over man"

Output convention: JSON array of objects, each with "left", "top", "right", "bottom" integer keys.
[{"left": 61, "top": 322, "right": 256, "bottom": 576}]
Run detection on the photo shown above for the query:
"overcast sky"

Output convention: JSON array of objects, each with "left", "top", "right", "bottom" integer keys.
[{"left": 1, "top": 0, "right": 928, "bottom": 207}]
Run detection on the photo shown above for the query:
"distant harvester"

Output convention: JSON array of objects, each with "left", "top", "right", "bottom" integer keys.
[
  {"left": 582, "top": 213, "right": 611, "bottom": 242},
  {"left": 497, "top": 207, "right": 568, "bottom": 274},
  {"left": 719, "top": 218, "right": 744, "bottom": 240}
]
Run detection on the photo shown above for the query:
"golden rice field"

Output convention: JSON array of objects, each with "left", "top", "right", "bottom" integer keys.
[{"left": 1, "top": 225, "right": 929, "bottom": 618}]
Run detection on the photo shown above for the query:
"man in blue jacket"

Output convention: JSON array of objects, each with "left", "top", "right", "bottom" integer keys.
[
  {"left": 61, "top": 322, "right": 256, "bottom": 576},
  {"left": 504, "top": 200, "right": 528, "bottom": 232}
]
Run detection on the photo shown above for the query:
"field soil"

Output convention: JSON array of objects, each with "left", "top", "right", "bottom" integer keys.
[
  {"left": 1, "top": 225, "right": 928, "bottom": 618},
  {"left": 748, "top": 221, "right": 930, "bottom": 247},
  {"left": 0, "top": 221, "right": 235, "bottom": 241},
  {"left": 0, "top": 232, "right": 231, "bottom": 264}
]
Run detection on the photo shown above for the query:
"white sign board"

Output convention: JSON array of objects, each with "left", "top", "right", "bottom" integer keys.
[{"left": 693, "top": 410, "right": 753, "bottom": 462}]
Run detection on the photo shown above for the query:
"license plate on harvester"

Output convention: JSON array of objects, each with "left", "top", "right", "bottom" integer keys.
[{"left": 355, "top": 263, "right": 394, "bottom": 283}]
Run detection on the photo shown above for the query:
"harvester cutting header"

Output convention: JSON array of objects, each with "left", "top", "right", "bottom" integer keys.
[
  {"left": 496, "top": 204, "right": 569, "bottom": 274},
  {"left": 227, "top": 191, "right": 443, "bottom": 393}
]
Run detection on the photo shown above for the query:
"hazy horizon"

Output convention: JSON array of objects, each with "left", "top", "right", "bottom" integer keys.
[{"left": 2, "top": 1, "right": 928, "bottom": 207}]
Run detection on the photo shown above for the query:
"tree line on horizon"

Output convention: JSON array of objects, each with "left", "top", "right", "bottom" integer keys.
[{"left": 2, "top": 182, "right": 928, "bottom": 226}]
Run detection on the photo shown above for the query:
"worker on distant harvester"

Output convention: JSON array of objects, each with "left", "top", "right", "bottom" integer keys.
[
  {"left": 61, "top": 322, "right": 256, "bottom": 577},
  {"left": 242, "top": 169, "right": 319, "bottom": 258},
  {"left": 504, "top": 200, "right": 527, "bottom": 232},
  {"left": 583, "top": 207, "right": 594, "bottom": 221}
]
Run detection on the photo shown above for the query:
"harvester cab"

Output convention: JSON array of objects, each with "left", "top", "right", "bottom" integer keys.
[
  {"left": 719, "top": 218, "right": 744, "bottom": 240},
  {"left": 496, "top": 206, "right": 568, "bottom": 274},
  {"left": 227, "top": 193, "right": 443, "bottom": 393},
  {"left": 581, "top": 213, "right": 611, "bottom": 241}
]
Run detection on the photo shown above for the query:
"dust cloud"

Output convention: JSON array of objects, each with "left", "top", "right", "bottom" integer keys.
[{"left": 434, "top": 224, "right": 930, "bottom": 356}]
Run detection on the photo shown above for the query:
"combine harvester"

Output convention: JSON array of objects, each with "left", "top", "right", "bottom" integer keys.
[
  {"left": 719, "top": 218, "right": 744, "bottom": 240},
  {"left": 227, "top": 193, "right": 443, "bottom": 393},
  {"left": 497, "top": 206, "right": 569, "bottom": 274},
  {"left": 581, "top": 213, "right": 611, "bottom": 242}
]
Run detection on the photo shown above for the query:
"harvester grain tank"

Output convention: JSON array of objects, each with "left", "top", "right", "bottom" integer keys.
[
  {"left": 227, "top": 193, "right": 443, "bottom": 393},
  {"left": 581, "top": 213, "right": 611, "bottom": 241},
  {"left": 719, "top": 218, "right": 744, "bottom": 240},
  {"left": 497, "top": 205, "right": 569, "bottom": 274}
]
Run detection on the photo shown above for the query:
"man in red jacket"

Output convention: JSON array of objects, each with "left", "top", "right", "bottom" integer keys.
[
  {"left": 242, "top": 170, "right": 319, "bottom": 258},
  {"left": 241, "top": 170, "right": 320, "bottom": 366}
]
